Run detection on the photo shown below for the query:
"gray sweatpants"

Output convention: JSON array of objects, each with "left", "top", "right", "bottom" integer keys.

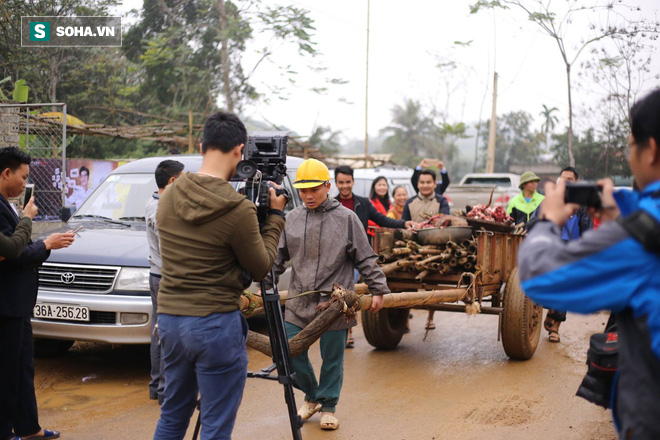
[{"left": 149, "top": 274, "right": 165, "bottom": 399}]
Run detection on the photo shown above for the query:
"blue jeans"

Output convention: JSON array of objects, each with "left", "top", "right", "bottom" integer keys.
[{"left": 153, "top": 311, "right": 248, "bottom": 440}]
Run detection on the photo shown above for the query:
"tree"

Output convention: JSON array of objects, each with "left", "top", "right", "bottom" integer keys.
[
  {"left": 551, "top": 127, "right": 630, "bottom": 179},
  {"left": 470, "top": 0, "right": 658, "bottom": 167},
  {"left": 306, "top": 125, "right": 342, "bottom": 156},
  {"left": 380, "top": 99, "right": 435, "bottom": 166},
  {"left": 539, "top": 104, "right": 559, "bottom": 151},
  {"left": 124, "top": 0, "right": 317, "bottom": 114},
  {"left": 479, "top": 110, "right": 543, "bottom": 172}
]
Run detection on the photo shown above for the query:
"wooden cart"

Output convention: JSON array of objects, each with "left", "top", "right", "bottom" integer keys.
[{"left": 361, "top": 228, "right": 543, "bottom": 360}]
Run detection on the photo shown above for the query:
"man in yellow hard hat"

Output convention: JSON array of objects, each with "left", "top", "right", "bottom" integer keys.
[{"left": 265, "top": 158, "right": 389, "bottom": 431}]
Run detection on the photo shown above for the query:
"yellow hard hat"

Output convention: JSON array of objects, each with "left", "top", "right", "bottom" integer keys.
[{"left": 293, "top": 159, "right": 331, "bottom": 189}]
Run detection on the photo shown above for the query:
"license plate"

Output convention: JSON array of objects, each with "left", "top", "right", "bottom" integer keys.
[{"left": 33, "top": 303, "right": 90, "bottom": 322}]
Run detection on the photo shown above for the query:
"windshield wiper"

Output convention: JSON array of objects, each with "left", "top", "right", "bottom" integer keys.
[
  {"left": 71, "top": 214, "right": 131, "bottom": 226},
  {"left": 118, "top": 217, "right": 145, "bottom": 221}
]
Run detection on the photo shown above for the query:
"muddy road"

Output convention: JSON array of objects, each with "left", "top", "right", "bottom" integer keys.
[{"left": 34, "top": 310, "right": 615, "bottom": 440}]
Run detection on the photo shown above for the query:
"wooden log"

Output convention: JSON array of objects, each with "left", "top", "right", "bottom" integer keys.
[
  {"left": 359, "top": 288, "right": 468, "bottom": 310},
  {"left": 392, "top": 247, "right": 412, "bottom": 256},
  {"left": 446, "top": 241, "right": 459, "bottom": 250},
  {"left": 380, "top": 259, "right": 416, "bottom": 276},
  {"left": 394, "top": 240, "right": 407, "bottom": 247},
  {"left": 377, "top": 253, "right": 394, "bottom": 263},
  {"left": 449, "top": 257, "right": 458, "bottom": 266},
  {"left": 457, "top": 257, "right": 468, "bottom": 265},
  {"left": 247, "top": 287, "right": 362, "bottom": 358},
  {"left": 415, "top": 270, "right": 430, "bottom": 283},
  {"left": 453, "top": 250, "right": 469, "bottom": 258},
  {"left": 462, "top": 262, "right": 474, "bottom": 270},
  {"left": 467, "top": 245, "right": 477, "bottom": 254},
  {"left": 415, "top": 255, "right": 444, "bottom": 271},
  {"left": 246, "top": 286, "right": 467, "bottom": 358},
  {"left": 406, "top": 241, "right": 419, "bottom": 251}
]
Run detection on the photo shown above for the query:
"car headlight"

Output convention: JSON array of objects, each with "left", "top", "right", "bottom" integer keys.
[{"left": 116, "top": 267, "right": 150, "bottom": 291}]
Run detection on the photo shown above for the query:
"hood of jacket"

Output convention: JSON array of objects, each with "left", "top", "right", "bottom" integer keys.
[
  {"left": 306, "top": 196, "right": 341, "bottom": 214},
  {"left": 168, "top": 172, "right": 244, "bottom": 225}
]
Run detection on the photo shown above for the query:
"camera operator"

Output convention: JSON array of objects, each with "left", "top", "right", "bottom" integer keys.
[
  {"left": 152, "top": 113, "right": 286, "bottom": 440},
  {"left": 518, "top": 89, "right": 660, "bottom": 439}
]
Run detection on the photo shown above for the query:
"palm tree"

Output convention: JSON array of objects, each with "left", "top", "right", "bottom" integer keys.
[
  {"left": 380, "top": 99, "right": 434, "bottom": 164},
  {"left": 540, "top": 104, "right": 559, "bottom": 152}
]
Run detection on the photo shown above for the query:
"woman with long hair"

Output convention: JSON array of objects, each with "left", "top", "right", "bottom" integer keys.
[
  {"left": 367, "top": 176, "right": 390, "bottom": 239},
  {"left": 387, "top": 185, "right": 408, "bottom": 220}
]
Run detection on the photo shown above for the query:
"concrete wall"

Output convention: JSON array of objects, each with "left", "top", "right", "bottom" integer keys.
[{"left": 0, "top": 104, "right": 20, "bottom": 149}]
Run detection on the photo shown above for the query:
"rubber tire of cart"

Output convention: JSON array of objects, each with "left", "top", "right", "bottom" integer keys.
[
  {"left": 501, "top": 268, "right": 542, "bottom": 360},
  {"left": 361, "top": 308, "right": 409, "bottom": 350},
  {"left": 33, "top": 338, "right": 74, "bottom": 358}
]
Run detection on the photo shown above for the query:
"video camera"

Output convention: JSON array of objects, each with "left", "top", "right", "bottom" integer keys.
[{"left": 233, "top": 131, "right": 290, "bottom": 222}]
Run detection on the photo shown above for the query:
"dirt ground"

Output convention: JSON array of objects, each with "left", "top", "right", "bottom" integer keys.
[{"left": 33, "top": 310, "right": 616, "bottom": 440}]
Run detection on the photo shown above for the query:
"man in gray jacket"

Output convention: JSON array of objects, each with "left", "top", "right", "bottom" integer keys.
[
  {"left": 145, "top": 159, "right": 184, "bottom": 405},
  {"left": 266, "top": 158, "right": 387, "bottom": 431}
]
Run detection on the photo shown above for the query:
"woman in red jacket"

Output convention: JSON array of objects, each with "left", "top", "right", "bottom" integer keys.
[{"left": 367, "top": 176, "right": 390, "bottom": 239}]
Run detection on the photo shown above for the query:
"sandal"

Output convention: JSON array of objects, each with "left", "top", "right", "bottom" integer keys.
[
  {"left": 320, "top": 413, "right": 339, "bottom": 430},
  {"left": 548, "top": 330, "right": 560, "bottom": 343},
  {"left": 425, "top": 322, "right": 436, "bottom": 330},
  {"left": 345, "top": 337, "right": 354, "bottom": 349},
  {"left": 297, "top": 402, "right": 321, "bottom": 421}
]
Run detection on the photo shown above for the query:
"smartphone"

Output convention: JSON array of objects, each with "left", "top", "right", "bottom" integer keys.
[
  {"left": 565, "top": 182, "right": 602, "bottom": 208},
  {"left": 23, "top": 184, "right": 34, "bottom": 207}
]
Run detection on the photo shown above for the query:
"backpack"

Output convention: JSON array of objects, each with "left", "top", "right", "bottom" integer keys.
[{"left": 576, "top": 208, "right": 660, "bottom": 408}]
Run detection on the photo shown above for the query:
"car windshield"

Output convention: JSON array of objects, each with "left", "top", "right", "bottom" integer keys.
[{"left": 74, "top": 173, "right": 157, "bottom": 221}]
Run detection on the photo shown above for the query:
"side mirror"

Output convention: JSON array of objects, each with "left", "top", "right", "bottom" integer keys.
[{"left": 61, "top": 205, "right": 74, "bottom": 222}]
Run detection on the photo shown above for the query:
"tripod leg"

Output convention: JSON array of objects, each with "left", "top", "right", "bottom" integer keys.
[{"left": 261, "top": 278, "right": 303, "bottom": 440}]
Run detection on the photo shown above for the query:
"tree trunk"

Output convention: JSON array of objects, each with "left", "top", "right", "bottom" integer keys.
[
  {"left": 218, "top": 0, "right": 233, "bottom": 112},
  {"left": 246, "top": 286, "right": 467, "bottom": 358},
  {"left": 566, "top": 64, "right": 575, "bottom": 167}
]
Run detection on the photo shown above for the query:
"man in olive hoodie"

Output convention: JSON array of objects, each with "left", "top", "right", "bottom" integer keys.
[
  {"left": 265, "top": 158, "right": 388, "bottom": 431},
  {"left": 153, "top": 113, "right": 287, "bottom": 440}
]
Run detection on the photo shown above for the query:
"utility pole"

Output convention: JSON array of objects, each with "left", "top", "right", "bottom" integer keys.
[
  {"left": 486, "top": 72, "right": 498, "bottom": 173},
  {"left": 364, "top": 0, "right": 370, "bottom": 166}
]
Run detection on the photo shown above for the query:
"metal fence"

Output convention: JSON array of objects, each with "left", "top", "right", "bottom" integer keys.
[{"left": 0, "top": 103, "right": 67, "bottom": 221}]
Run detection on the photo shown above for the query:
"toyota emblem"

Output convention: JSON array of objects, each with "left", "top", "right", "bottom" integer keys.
[{"left": 61, "top": 272, "right": 76, "bottom": 284}]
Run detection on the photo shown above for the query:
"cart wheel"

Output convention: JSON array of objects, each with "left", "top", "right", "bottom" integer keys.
[
  {"left": 33, "top": 338, "right": 74, "bottom": 358},
  {"left": 361, "top": 308, "right": 409, "bottom": 350},
  {"left": 501, "top": 268, "right": 542, "bottom": 360}
]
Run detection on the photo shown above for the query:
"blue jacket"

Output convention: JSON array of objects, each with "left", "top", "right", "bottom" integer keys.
[{"left": 518, "top": 180, "right": 660, "bottom": 438}]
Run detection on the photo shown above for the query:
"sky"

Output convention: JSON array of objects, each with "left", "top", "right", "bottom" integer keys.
[{"left": 116, "top": 0, "right": 660, "bottom": 152}]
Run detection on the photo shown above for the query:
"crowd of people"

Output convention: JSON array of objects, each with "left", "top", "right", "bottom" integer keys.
[{"left": 1, "top": 88, "right": 659, "bottom": 439}]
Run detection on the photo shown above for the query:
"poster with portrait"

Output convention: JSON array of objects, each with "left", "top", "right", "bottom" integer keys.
[{"left": 30, "top": 159, "right": 123, "bottom": 221}]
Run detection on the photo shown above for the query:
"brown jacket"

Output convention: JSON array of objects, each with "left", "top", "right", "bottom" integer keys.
[
  {"left": 157, "top": 172, "right": 284, "bottom": 316},
  {"left": 266, "top": 197, "right": 389, "bottom": 330}
]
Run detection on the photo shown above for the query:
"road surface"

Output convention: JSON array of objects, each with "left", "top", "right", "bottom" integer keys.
[{"left": 33, "top": 310, "right": 616, "bottom": 439}]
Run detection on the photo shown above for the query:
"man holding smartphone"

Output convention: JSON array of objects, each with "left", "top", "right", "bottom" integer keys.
[
  {"left": 517, "top": 89, "right": 660, "bottom": 438},
  {"left": 0, "top": 147, "right": 75, "bottom": 440}
]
